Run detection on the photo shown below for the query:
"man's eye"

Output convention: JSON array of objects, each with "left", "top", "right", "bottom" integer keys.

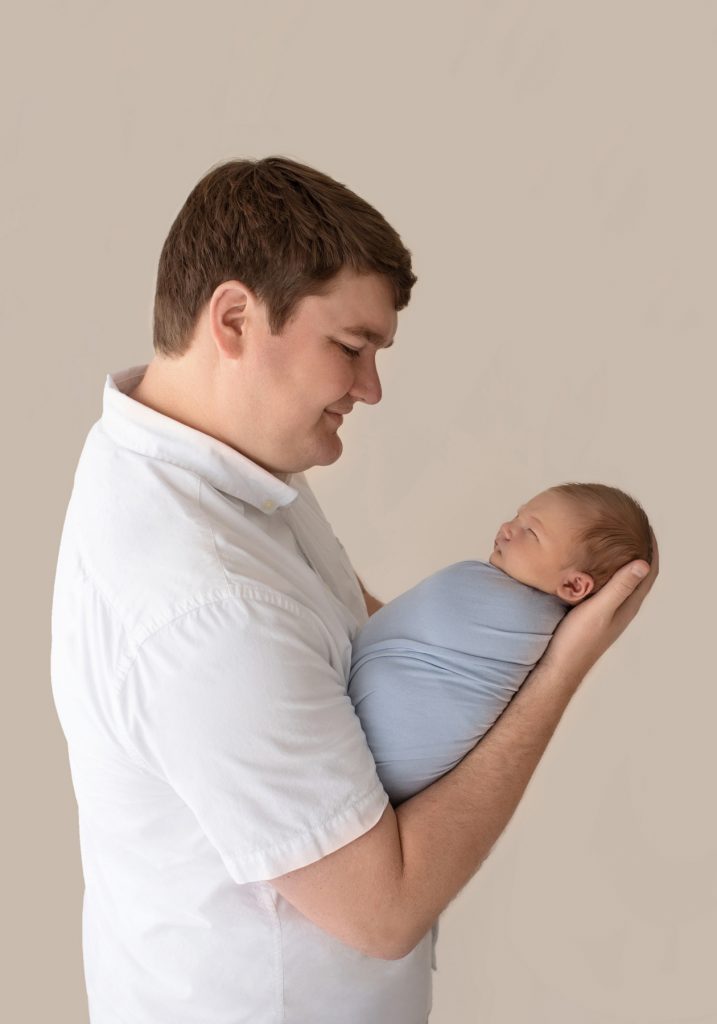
[{"left": 339, "top": 344, "right": 361, "bottom": 359}]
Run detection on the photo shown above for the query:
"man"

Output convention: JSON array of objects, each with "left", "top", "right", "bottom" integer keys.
[{"left": 51, "top": 157, "right": 656, "bottom": 1023}]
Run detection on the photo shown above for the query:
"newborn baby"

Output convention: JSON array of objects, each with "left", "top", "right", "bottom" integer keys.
[{"left": 349, "top": 482, "right": 653, "bottom": 807}]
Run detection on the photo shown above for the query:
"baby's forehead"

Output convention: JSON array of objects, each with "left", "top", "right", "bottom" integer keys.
[
  {"left": 522, "top": 491, "right": 592, "bottom": 533},
  {"left": 521, "top": 490, "right": 573, "bottom": 517},
  {"left": 526, "top": 489, "right": 581, "bottom": 510}
]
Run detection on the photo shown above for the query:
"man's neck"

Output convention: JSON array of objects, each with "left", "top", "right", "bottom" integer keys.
[
  {"left": 127, "top": 357, "right": 292, "bottom": 483},
  {"left": 128, "top": 357, "right": 209, "bottom": 434}
]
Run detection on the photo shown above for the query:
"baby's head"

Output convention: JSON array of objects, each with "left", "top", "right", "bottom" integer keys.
[{"left": 488, "top": 483, "right": 653, "bottom": 605}]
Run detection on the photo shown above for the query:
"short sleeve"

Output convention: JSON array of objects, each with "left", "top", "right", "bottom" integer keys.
[{"left": 118, "top": 587, "right": 389, "bottom": 884}]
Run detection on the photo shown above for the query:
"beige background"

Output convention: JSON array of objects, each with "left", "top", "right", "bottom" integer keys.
[{"left": 3, "top": 1, "right": 715, "bottom": 1021}]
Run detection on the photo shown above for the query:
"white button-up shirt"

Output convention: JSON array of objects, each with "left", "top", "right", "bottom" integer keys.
[{"left": 51, "top": 366, "right": 434, "bottom": 1024}]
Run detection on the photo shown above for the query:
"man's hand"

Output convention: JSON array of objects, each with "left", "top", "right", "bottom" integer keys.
[{"left": 541, "top": 529, "right": 659, "bottom": 685}]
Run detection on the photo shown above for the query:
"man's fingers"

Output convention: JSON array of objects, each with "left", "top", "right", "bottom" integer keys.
[
  {"left": 597, "top": 559, "right": 651, "bottom": 615},
  {"left": 591, "top": 526, "right": 658, "bottom": 624}
]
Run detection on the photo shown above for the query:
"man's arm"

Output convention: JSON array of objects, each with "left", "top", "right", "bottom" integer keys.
[{"left": 270, "top": 545, "right": 658, "bottom": 959}]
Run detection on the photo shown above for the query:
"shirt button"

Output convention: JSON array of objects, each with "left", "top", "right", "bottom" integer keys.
[{"left": 262, "top": 499, "right": 275, "bottom": 513}]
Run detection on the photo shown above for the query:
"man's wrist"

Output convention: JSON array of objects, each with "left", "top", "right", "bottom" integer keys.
[{"left": 525, "top": 651, "right": 585, "bottom": 700}]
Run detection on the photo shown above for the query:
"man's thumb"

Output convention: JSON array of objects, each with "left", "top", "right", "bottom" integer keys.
[{"left": 604, "top": 559, "right": 650, "bottom": 607}]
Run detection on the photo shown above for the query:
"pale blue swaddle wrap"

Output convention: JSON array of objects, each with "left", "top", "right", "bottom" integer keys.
[
  {"left": 348, "top": 559, "right": 569, "bottom": 970},
  {"left": 349, "top": 560, "right": 568, "bottom": 805}
]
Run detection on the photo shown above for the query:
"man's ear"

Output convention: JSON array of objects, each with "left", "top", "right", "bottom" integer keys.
[
  {"left": 557, "top": 570, "right": 595, "bottom": 604},
  {"left": 207, "top": 280, "right": 258, "bottom": 360}
]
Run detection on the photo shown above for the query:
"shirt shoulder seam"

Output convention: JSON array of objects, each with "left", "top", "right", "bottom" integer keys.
[
  {"left": 116, "top": 583, "right": 317, "bottom": 687},
  {"left": 74, "top": 555, "right": 130, "bottom": 648}
]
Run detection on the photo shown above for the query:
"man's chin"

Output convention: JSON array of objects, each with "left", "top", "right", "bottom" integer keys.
[{"left": 309, "top": 434, "right": 343, "bottom": 469}]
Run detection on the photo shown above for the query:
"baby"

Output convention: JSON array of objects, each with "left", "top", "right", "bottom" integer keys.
[{"left": 348, "top": 482, "right": 653, "bottom": 807}]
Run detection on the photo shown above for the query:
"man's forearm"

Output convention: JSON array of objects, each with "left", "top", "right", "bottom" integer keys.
[{"left": 390, "top": 657, "right": 582, "bottom": 955}]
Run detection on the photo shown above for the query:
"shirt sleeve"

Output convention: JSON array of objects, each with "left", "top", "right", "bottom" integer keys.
[{"left": 117, "top": 585, "right": 389, "bottom": 884}]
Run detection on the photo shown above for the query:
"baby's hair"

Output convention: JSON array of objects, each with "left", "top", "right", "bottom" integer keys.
[{"left": 549, "top": 483, "right": 653, "bottom": 593}]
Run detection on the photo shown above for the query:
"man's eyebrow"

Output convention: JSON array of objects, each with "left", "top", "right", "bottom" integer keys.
[{"left": 342, "top": 325, "right": 394, "bottom": 348}]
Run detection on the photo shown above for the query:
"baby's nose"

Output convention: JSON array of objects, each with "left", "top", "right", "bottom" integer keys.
[{"left": 500, "top": 522, "right": 512, "bottom": 541}]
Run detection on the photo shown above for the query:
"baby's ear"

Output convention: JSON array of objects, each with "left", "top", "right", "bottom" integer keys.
[{"left": 557, "top": 571, "right": 595, "bottom": 605}]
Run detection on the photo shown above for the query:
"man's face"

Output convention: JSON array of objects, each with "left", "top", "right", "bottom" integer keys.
[
  {"left": 489, "top": 490, "right": 587, "bottom": 597},
  {"left": 240, "top": 268, "right": 397, "bottom": 475}
]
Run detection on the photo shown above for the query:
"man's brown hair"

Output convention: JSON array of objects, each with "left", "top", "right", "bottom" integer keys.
[
  {"left": 153, "top": 157, "right": 417, "bottom": 355},
  {"left": 551, "top": 483, "right": 654, "bottom": 593}
]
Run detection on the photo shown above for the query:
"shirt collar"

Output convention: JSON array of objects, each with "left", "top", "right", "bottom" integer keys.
[{"left": 101, "top": 365, "right": 298, "bottom": 515}]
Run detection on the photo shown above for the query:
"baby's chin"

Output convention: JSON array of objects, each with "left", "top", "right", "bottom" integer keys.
[
  {"left": 488, "top": 551, "right": 554, "bottom": 596},
  {"left": 488, "top": 549, "right": 514, "bottom": 579}
]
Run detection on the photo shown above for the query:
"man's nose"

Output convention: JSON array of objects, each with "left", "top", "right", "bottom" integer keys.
[{"left": 351, "top": 358, "right": 382, "bottom": 405}]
